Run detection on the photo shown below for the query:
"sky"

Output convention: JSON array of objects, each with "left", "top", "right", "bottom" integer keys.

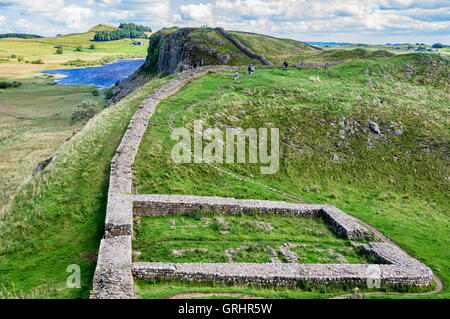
[{"left": 0, "top": 0, "right": 448, "bottom": 44}]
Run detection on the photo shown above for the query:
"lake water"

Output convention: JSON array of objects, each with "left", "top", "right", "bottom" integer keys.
[{"left": 41, "top": 59, "right": 146, "bottom": 88}]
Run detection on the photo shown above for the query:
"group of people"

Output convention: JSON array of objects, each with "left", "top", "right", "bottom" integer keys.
[
  {"left": 283, "top": 60, "right": 305, "bottom": 68},
  {"left": 234, "top": 59, "right": 305, "bottom": 80},
  {"left": 234, "top": 65, "right": 255, "bottom": 81}
]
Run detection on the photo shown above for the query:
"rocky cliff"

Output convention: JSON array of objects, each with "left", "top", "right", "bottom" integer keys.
[
  {"left": 109, "top": 27, "right": 319, "bottom": 103},
  {"left": 141, "top": 27, "right": 257, "bottom": 76}
]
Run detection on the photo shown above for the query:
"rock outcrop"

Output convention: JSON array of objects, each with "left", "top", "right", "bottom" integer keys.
[{"left": 142, "top": 27, "right": 244, "bottom": 76}]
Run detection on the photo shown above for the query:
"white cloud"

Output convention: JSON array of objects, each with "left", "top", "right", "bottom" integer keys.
[
  {"left": 0, "top": 15, "right": 6, "bottom": 27},
  {"left": 46, "top": 5, "right": 94, "bottom": 30},
  {"left": 180, "top": 3, "right": 213, "bottom": 22},
  {"left": 11, "top": 0, "right": 65, "bottom": 13},
  {"left": 100, "top": 10, "right": 134, "bottom": 21},
  {"left": 0, "top": 0, "right": 448, "bottom": 43}
]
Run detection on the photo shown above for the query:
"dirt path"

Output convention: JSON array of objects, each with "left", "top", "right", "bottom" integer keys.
[{"left": 166, "top": 292, "right": 263, "bottom": 299}]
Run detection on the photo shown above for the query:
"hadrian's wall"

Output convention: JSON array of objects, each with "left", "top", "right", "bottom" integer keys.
[
  {"left": 90, "top": 66, "right": 434, "bottom": 299},
  {"left": 132, "top": 262, "right": 432, "bottom": 288}
]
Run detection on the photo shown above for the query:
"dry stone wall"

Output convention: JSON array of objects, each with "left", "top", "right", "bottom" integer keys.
[
  {"left": 132, "top": 262, "right": 432, "bottom": 288},
  {"left": 92, "top": 66, "right": 238, "bottom": 299},
  {"left": 215, "top": 28, "right": 274, "bottom": 66},
  {"left": 91, "top": 65, "right": 433, "bottom": 299}
]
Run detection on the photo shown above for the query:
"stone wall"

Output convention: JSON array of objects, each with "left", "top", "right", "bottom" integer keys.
[
  {"left": 215, "top": 28, "right": 274, "bottom": 66},
  {"left": 132, "top": 195, "right": 370, "bottom": 240},
  {"left": 132, "top": 262, "right": 432, "bottom": 288},
  {"left": 92, "top": 66, "right": 238, "bottom": 299},
  {"left": 91, "top": 65, "right": 433, "bottom": 299}
]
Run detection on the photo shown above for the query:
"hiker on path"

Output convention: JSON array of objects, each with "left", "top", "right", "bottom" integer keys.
[
  {"left": 251, "top": 66, "right": 255, "bottom": 73},
  {"left": 248, "top": 66, "right": 252, "bottom": 74},
  {"left": 234, "top": 71, "right": 239, "bottom": 81},
  {"left": 282, "top": 60, "right": 288, "bottom": 68}
]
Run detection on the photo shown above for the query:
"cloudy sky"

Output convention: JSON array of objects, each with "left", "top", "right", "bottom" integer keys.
[{"left": 0, "top": 0, "right": 448, "bottom": 44}]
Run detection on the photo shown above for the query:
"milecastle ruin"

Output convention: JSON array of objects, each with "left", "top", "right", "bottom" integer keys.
[{"left": 90, "top": 66, "right": 433, "bottom": 299}]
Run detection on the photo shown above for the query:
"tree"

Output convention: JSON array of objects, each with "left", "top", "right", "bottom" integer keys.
[
  {"left": 89, "top": 44, "right": 96, "bottom": 49},
  {"left": 93, "top": 23, "right": 150, "bottom": 41},
  {"left": 432, "top": 43, "right": 444, "bottom": 49},
  {"left": 71, "top": 99, "right": 100, "bottom": 124},
  {"left": 56, "top": 47, "right": 63, "bottom": 54},
  {"left": 75, "top": 45, "right": 83, "bottom": 52}
]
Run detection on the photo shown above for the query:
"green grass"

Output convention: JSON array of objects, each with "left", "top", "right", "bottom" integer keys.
[
  {"left": 230, "top": 31, "right": 317, "bottom": 64},
  {"left": 188, "top": 29, "right": 259, "bottom": 65},
  {"left": 134, "top": 53, "right": 449, "bottom": 298},
  {"left": 134, "top": 213, "right": 370, "bottom": 264},
  {"left": 0, "top": 75, "right": 173, "bottom": 298},
  {"left": 135, "top": 278, "right": 435, "bottom": 299},
  {"left": 0, "top": 76, "right": 104, "bottom": 118},
  {"left": 135, "top": 279, "right": 349, "bottom": 299}
]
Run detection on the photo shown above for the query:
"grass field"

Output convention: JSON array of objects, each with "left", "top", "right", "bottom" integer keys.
[
  {"left": 0, "top": 75, "right": 105, "bottom": 213},
  {"left": 133, "top": 53, "right": 449, "bottom": 298},
  {"left": 134, "top": 212, "right": 371, "bottom": 264},
  {"left": 332, "top": 43, "right": 450, "bottom": 57},
  {"left": 0, "top": 25, "right": 149, "bottom": 80}
]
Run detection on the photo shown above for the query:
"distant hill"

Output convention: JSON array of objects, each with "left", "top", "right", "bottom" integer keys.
[
  {"left": 306, "top": 41, "right": 352, "bottom": 46},
  {"left": 0, "top": 33, "right": 43, "bottom": 39},
  {"left": 30, "top": 24, "right": 150, "bottom": 47},
  {"left": 93, "top": 25, "right": 149, "bottom": 42},
  {"left": 89, "top": 24, "right": 118, "bottom": 32}
]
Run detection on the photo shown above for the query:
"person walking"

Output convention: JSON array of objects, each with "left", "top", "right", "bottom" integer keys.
[
  {"left": 234, "top": 71, "right": 239, "bottom": 81},
  {"left": 248, "top": 66, "right": 252, "bottom": 74}
]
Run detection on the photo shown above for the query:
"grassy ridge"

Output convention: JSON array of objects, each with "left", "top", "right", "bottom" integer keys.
[
  {"left": 134, "top": 54, "right": 449, "bottom": 298},
  {"left": 0, "top": 75, "right": 173, "bottom": 298}
]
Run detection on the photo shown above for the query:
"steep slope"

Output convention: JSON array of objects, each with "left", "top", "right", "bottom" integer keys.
[
  {"left": 140, "top": 27, "right": 321, "bottom": 76},
  {"left": 229, "top": 30, "right": 319, "bottom": 64},
  {"left": 215, "top": 28, "right": 274, "bottom": 65}
]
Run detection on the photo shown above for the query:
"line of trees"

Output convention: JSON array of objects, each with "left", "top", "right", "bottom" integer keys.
[
  {"left": 0, "top": 33, "right": 43, "bottom": 39},
  {"left": 118, "top": 23, "right": 151, "bottom": 32},
  {"left": 93, "top": 23, "right": 151, "bottom": 42}
]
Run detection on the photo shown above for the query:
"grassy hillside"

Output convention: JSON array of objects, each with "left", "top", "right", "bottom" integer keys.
[
  {"left": 134, "top": 53, "right": 449, "bottom": 298},
  {"left": 0, "top": 75, "right": 173, "bottom": 298},
  {"left": 188, "top": 28, "right": 260, "bottom": 65},
  {"left": 230, "top": 31, "right": 317, "bottom": 64},
  {"left": 144, "top": 27, "right": 324, "bottom": 74},
  {"left": 89, "top": 24, "right": 118, "bottom": 32},
  {"left": 0, "top": 75, "right": 106, "bottom": 212}
]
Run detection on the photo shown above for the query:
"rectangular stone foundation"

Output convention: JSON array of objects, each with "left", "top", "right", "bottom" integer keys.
[{"left": 132, "top": 262, "right": 432, "bottom": 288}]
